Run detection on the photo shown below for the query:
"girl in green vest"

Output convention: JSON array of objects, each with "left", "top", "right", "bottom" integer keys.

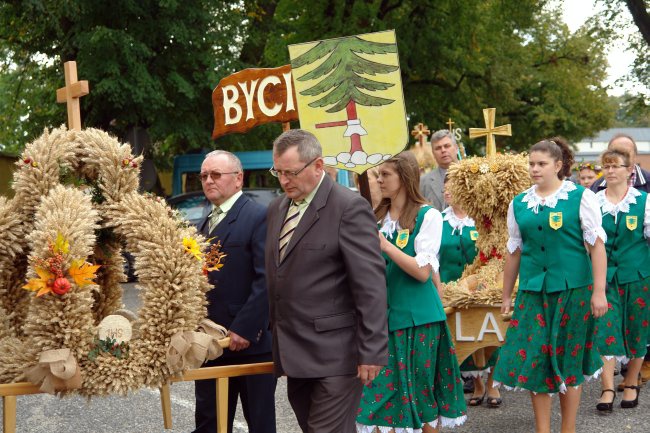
[
  {"left": 493, "top": 138, "right": 608, "bottom": 433},
  {"left": 594, "top": 149, "right": 650, "bottom": 412},
  {"left": 439, "top": 176, "right": 502, "bottom": 408},
  {"left": 356, "top": 151, "right": 466, "bottom": 433}
]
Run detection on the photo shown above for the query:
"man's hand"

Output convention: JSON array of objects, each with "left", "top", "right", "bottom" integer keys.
[
  {"left": 228, "top": 331, "right": 250, "bottom": 351},
  {"left": 357, "top": 364, "right": 382, "bottom": 385}
]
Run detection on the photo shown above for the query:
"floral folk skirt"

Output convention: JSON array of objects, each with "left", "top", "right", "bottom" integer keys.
[
  {"left": 460, "top": 348, "right": 500, "bottom": 377},
  {"left": 596, "top": 276, "right": 650, "bottom": 360},
  {"left": 356, "top": 322, "right": 467, "bottom": 432},
  {"left": 493, "top": 285, "right": 603, "bottom": 394}
]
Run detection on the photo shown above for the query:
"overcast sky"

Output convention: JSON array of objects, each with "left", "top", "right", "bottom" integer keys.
[{"left": 559, "top": 0, "right": 641, "bottom": 96}]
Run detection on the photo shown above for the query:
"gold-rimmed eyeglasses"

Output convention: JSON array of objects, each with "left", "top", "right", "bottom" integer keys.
[
  {"left": 602, "top": 164, "right": 628, "bottom": 171},
  {"left": 269, "top": 157, "right": 318, "bottom": 178},
  {"left": 199, "top": 171, "right": 239, "bottom": 182}
]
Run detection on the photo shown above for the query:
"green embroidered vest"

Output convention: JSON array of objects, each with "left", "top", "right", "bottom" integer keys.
[
  {"left": 383, "top": 206, "right": 446, "bottom": 331},
  {"left": 513, "top": 185, "right": 593, "bottom": 293},
  {"left": 602, "top": 190, "right": 650, "bottom": 284},
  {"left": 439, "top": 219, "right": 478, "bottom": 283}
]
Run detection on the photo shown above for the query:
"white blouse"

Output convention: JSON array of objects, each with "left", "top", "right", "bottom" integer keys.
[
  {"left": 442, "top": 207, "right": 475, "bottom": 235},
  {"left": 379, "top": 206, "right": 443, "bottom": 272},
  {"left": 596, "top": 187, "right": 650, "bottom": 239},
  {"left": 506, "top": 180, "right": 607, "bottom": 254}
]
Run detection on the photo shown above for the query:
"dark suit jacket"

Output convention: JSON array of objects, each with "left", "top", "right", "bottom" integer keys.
[
  {"left": 590, "top": 164, "right": 650, "bottom": 193},
  {"left": 265, "top": 175, "right": 388, "bottom": 378},
  {"left": 197, "top": 193, "right": 272, "bottom": 358}
]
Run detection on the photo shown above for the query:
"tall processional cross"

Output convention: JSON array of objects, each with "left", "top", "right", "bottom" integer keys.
[
  {"left": 56, "top": 61, "right": 89, "bottom": 131},
  {"left": 410, "top": 122, "right": 430, "bottom": 147},
  {"left": 468, "top": 108, "right": 511, "bottom": 158},
  {"left": 446, "top": 118, "right": 455, "bottom": 132}
]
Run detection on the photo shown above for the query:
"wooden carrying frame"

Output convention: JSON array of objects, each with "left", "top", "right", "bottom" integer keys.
[{"left": 1, "top": 307, "right": 510, "bottom": 433}]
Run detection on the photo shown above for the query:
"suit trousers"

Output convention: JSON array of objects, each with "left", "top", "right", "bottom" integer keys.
[
  {"left": 287, "top": 374, "right": 363, "bottom": 433},
  {"left": 193, "top": 352, "right": 276, "bottom": 433}
]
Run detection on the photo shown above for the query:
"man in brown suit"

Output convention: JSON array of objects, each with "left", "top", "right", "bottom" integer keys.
[{"left": 265, "top": 129, "right": 388, "bottom": 433}]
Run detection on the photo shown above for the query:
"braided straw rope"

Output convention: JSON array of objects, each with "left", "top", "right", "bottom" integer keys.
[{"left": 0, "top": 126, "right": 214, "bottom": 396}]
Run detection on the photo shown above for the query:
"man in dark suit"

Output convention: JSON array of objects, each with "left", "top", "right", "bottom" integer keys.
[
  {"left": 590, "top": 133, "right": 650, "bottom": 193},
  {"left": 193, "top": 150, "right": 276, "bottom": 433},
  {"left": 265, "top": 129, "right": 388, "bottom": 433}
]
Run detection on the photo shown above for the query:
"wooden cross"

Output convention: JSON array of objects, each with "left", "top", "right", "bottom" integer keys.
[
  {"left": 446, "top": 118, "right": 455, "bottom": 132},
  {"left": 56, "top": 61, "right": 89, "bottom": 131},
  {"left": 468, "top": 108, "right": 511, "bottom": 158},
  {"left": 410, "top": 122, "right": 430, "bottom": 147}
]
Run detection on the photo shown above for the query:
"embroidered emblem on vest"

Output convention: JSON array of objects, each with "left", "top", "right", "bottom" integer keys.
[
  {"left": 626, "top": 215, "right": 638, "bottom": 231},
  {"left": 396, "top": 229, "right": 409, "bottom": 249},
  {"left": 470, "top": 230, "right": 479, "bottom": 241},
  {"left": 549, "top": 212, "right": 562, "bottom": 230}
]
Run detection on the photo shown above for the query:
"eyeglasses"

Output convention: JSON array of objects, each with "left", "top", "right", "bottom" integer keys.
[
  {"left": 199, "top": 171, "right": 239, "bottom": 182},
  {"left": 602, "top": 164, "right": 628, "bottom": 171},
  {"left": 269, "top": 157, "right": 318, "bottom": 178}
]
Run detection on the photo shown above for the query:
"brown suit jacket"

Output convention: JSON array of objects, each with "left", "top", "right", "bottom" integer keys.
[{"left": 265, "top": 175, "right": 388, "bottom": 378}]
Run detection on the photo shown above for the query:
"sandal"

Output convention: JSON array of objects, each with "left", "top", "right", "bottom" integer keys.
[
  {"left": 596, "top": 389, "right": 616, "bottom": 412},
  {"left": 467, "top": 392, "right": 485, "bottom": 406},
  {"left": 621, "top": 385, "right": 641, "bottom": 409},
  {"left": 486, "top": 396, "right": 503, "bottom": 408}
]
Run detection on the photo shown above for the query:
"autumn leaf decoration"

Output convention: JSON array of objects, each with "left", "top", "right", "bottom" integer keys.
[
  {"left": 69, "top": 260, "right": 101, "bottom": 286},
  {"left": 182, "top": 236, "right": 226, "bottom": 274},
  {"left": 23, "top": 267, "right": 56, "bottom": 297},
  {"left": 203, "top": 242, "right": 227, "bottom": 275},
  {"left": 23, "top": 233, "right": 100, "bottom": 297}
]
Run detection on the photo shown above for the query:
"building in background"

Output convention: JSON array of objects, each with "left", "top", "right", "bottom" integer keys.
[{"left": 575, "top": 128, "right": 650, "bottom": 169}]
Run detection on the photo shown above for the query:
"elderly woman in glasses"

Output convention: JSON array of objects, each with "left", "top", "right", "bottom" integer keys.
[{"left": 593, "top": 148, "right": 650, "bottom": 413}]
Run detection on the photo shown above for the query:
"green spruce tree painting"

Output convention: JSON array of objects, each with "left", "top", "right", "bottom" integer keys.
[{"left": 291, "top": 36, "right": 399, "bottom": 154}]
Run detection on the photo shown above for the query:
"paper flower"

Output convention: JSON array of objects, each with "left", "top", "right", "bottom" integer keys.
[{"left": 183, "top": 237, "right": 203, "bottom": 261}]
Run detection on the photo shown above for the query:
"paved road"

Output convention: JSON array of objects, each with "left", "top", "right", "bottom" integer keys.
[{"left": 2, "top": 283, "right": 648, "bottom": 432}]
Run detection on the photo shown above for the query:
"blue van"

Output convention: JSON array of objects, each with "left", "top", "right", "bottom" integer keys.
[
  {"left": 171, "top": 150, "right": 352, "bottom": 196},
  {"left": 168, "top": 151, "right": 354, "bottom": 225}
]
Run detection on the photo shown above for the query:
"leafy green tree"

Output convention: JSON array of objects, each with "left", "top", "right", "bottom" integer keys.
[
  {"left": 589, "top": 0, "right": 650, "bottom": 104},
  {"left": 0, "top": 0, "right": 619, "bottom": 161},
  {"left": 0, "top": 0, "right": 243, "bottom": 158},
  {"left": 264, "top": 0, "right": 615, "bottom": 153}
]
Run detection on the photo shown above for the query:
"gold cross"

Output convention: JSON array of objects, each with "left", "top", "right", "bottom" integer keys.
[
  {"left": 468, "top": 108, "right": 511, "bottom": 158},
  {"left": 56, "top": 61, "right": 89, "bottom": 131},
  {"left": 446, "top": 118, "right": 455, "bottom": 132},
  {"left": 410, "top": 122, "right": 430, "bottom": 147}
]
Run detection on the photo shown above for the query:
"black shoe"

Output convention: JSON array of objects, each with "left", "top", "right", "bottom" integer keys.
[
  {"left": 621, "top": 385, "right": 641, "bottom": 408},
  {"left": 596, "top": 389, "right": 616, "bottom": 413},
  {"left": 467, "top": 392, "right": 485, "bottom": 406},
  {"left": 486, "top": 396, "right": 503, "bottom": 408}
]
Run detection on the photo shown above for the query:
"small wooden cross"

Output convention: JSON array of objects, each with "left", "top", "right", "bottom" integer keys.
[
  {"left": 56, "top": 61, "right": 89, "bottom": 131},
  {"left": 446, "top": 118, "right": 455, "bottom": 132},
  {"left": 468, "top": 108, "right": 511, "bottom": 158},
  {"left": 410, "top": 122, "right": 430, "bottom": 147}
]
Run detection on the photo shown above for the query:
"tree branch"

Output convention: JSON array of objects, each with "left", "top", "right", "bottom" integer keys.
[{"left": 625, "top": 0, "right": 650, "bottom": 46}]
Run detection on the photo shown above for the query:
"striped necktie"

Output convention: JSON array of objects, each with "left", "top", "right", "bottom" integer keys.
[
  {"left": 279, "top": 201, "right": 303, "bottom": 260},
  {"left": 208, "top": 206, "right": 223, "bottom": 233}
]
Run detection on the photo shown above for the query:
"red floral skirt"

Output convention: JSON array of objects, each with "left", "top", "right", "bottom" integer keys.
[{"left": 493, "top": 285, "right": 603, "bottom": 394}]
